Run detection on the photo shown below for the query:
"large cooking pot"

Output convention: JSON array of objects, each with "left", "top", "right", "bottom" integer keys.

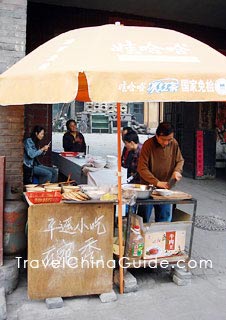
[{"left": 122, "top": 184, "right": 154, "bottom": 199}]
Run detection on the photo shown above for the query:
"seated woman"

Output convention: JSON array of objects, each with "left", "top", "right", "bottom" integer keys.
[
  {"left": 23, "top": 126, "right": 58, "bottom": 184},
  {"left": 63, "top": 119, "right": 86, "bottom": 153}
]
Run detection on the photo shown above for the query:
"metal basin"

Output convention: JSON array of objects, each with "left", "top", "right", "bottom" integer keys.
[{"left": 122, "top": 184, "right": 153, "bottom": 199}]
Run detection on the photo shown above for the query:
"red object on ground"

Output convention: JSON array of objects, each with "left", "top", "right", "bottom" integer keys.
[{"left": 26, "top": 191, "right": 62, "bottom": 204}]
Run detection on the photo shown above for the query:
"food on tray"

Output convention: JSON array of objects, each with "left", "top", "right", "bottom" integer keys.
[
  {"left": 62, "top": 191, "right": 90, "bottom": 201},
  {"left": 62, "top": 185, "right": 80, "bottom": 192},
  {"left": 155, "top": 189, "right": 173, "bottom": 196},
  {"left": 147, "top": 248, "right": 159, "bottom": 255},
  {"left": 86, "top": 190, "right": 106, "bottom": 200},
  {"left": 145, "top": 246, "right": 162, "bottom": 256},
  {"left": 100, "top": 193, "right": 118, "bottom": 201}
]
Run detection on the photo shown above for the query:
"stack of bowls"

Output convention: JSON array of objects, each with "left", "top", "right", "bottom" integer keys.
[
  {"left": 86, "top": 190, "right": 106, "bottom": 200},
  {"left": 44, "top": 185, "right": 62, "bottom": 192},
  {"left": 79, "top": 185, "right": 99, "bottom": 193},
  {"left": 106, "top": 155, "right": 117, "bottom": 169},
  {"left": 93, "top": 159, "right": 106, "bottom": 169},
  {"left": 62, "top": 185, "right": 80, "bottom": 193},
  {"left": 122, "top": 184, "right": 152, "bottom": 199},
  {"left": 25, "top": 184, "right": 45, "bottom": 192}
]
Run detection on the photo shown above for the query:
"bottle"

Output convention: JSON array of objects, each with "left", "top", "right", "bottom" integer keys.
[{"left": 130, "top": 225, "right": 144, "bottom": 258}]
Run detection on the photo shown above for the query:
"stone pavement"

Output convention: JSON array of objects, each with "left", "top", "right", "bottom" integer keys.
[
  {"left": 7, "top": 271, "right": 226, "bottom": 320},
  {"left": 6, "top": 133, "right": 226, "bottom": 319}
]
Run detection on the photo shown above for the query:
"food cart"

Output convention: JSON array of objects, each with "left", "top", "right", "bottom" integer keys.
[{"left": 25, "top": 183, "right": 197, "bottom": 299}]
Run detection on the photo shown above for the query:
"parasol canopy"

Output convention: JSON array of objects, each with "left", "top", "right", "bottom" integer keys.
[{"left": 0, "top": 24, "right": 226, "bottom": 105}]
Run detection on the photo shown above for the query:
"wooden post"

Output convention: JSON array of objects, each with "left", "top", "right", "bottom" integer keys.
[{"left": 116, "top": 102, "right": 124, "bottom": 294}]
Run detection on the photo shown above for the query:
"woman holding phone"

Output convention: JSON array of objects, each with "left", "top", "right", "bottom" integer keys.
[{"left": 23, "top": 126, "right": 58, "bottom": 184}]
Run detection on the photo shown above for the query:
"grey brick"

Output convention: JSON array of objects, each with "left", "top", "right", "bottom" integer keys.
[
  {"left": 172, "top": 274, "right": 191, "bottom": 286},
  {"left": 1, "top": 0, "right": 27, "bottom": 7},
  {"left": 0, "top": 51, "right": 25, "bottom": 61},
  {"left": 0, "top": 66, "right": 6, "bottom": 74},
  {"left": 114, "top": 269, "right": 138, "bottom": 293},
  {"left": 1, "top": 20, "right": 27, "bottom": 30},
  {"left": 0, "top": 22, "right": 27, "bottom": 32},
  {"left": 0, "top": 43, "right": 25, "bottom": 51},
  {"left": 45, "top": 297, "right": 64, "bottom": 309},
  {"left": 0, "top": 36, "right": 26, "bottom": 45},
  {"left": 173, "top": 266, "right": 192, "bottom": 280},
  {"left": 0, "top": 3, "right": 26, "bottom": 11},
  {"left": 99, "top": 290, "right": 117, "bottom": 303},
  {"left": 0, "top": 9, "right": 27, "bottom": 19}
]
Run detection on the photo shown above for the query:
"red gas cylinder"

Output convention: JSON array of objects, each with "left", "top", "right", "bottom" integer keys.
[{"left": 3, "top": 200, "right": 28, "bottom": 256}]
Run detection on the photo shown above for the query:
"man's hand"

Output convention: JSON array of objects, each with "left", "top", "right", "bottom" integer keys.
[
  {"left": 172, "top": 171, "right": 182, "bottom": 181},
  {"left": 156, "top": 181, "right": 169, "bottom": 189}
]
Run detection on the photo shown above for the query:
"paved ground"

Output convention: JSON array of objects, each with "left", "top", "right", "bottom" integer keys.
[{"left": 6, "top": 133, "right": 226, "bottom": 319}]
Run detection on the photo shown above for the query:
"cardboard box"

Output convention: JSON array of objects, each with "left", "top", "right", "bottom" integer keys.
[
  {"left": 143, "top": 222, "right": 189, "bottom": 259},
  {"left": 129, "top": 209, "right": 192, "bottom": 259}
]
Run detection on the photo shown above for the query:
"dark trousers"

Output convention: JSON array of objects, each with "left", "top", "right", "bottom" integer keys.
[{"left": 23, "top": 164, "right": 33, "bottom": 185}]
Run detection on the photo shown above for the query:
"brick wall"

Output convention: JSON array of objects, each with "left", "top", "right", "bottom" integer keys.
[
  {"left": 0, "top": 106, "right": 24, "bottom": 192},
  {"left": 0, "top": 0, "right": 27, "bottom": 73},
  {"left": 0, "top": 1, "right": 30, "bottom": 191}
]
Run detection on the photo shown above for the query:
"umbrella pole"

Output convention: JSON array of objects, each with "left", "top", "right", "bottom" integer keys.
[{"left": 116, "top": 102, "right": 124, "bottom": 294}]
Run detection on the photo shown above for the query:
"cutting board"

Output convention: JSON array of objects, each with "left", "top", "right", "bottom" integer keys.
[{"left": 151, "top": 190, "right": 192, "bottom": 200}]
